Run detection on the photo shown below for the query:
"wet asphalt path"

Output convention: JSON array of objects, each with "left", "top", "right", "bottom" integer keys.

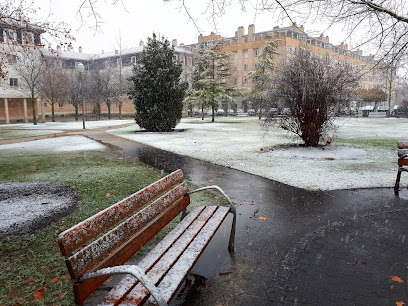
[{"left": 85, "top": 130, "right": 408, "bottom": 305}]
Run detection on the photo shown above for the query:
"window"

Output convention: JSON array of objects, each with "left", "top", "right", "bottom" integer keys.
[
  {"left": 58, "top": 102, "right": 64, "bottom": 108},
  {"left": 187, "top": 57, "right": 192, "bottom": 66},
  {"left": 131, "top": 56, "right": 136, "bottom": 64},
  {"left": 254, "top": 49, "right": 259, "bottom": 57},
  {"left": 9, "top": 78, "right": 18, "bottom": 87},
  {"left": 234, "top": 52, "right": 238, "bottom": 60},
  {"left": 117, "top": 58, "right": 122, "bottom": 67},
  {"left": 5, "top": 30, "right": 16, "bottom": 42},
  {"left": 243, "top": 50, "right": 248, "bottom": 59},
  {"left": 244, "top": 64, "right": 248, "bottom": 71},
  {"left": 44, "top": 102, "right": 48, "bottom": 108}
]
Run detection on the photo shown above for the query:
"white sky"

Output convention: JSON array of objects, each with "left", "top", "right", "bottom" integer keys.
[{"left": 34, "top": 0, "right": 351, "bottom": 54}]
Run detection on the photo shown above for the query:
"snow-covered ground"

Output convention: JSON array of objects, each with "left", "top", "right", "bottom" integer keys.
[
  {"left": 108, "top": 117, "right": 406, "bottom": 191},
  {"left": 0, "top": 136, "right": 107, "bottom": 153},
  {"left": 0, "top": 119, "right": 134, "bottom": 131}
]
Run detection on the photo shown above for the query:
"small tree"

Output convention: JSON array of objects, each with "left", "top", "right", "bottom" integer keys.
[
  {"left": 275, "top": 48, "right": 359, "bottom": 146},
  {"left": 13, "top": 48, "right": 46, "bottom": 125},
  {"left": 247, "top": 40, "right": 279, "bottom": 119},
  {"left": 129, "top": 33, "right": 187, "bottom": 131},
  {"left": 187, "top": 41, "right": 236, "bottom": 122},
  {"left": 39, "top": 58, "right": 69, "bottom": 122}
]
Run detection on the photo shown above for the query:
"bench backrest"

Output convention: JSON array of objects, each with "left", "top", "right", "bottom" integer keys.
[
  {"left": 58, "top": 169, "right": 190, "bottom": 304},
  {"left": 398, "top": 141, "right": 408, "bottom": 166}
]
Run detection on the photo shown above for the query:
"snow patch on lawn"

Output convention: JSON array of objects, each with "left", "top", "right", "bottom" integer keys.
[
  {"left": 0, "top": 119, "right": 134, "bottom": 130},
  {"left": 270, "top": 145, "right": 367, "bottom": 160},
  {"left": 108, "top": 117, "right": 403, "bottom": 191},
  {"left": 0, "top": 136, "right": 106, "bottom": 152}
]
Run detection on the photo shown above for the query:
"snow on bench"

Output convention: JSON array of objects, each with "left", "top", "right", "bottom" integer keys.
[
  {"left": 395, "top": 141, "right": 408, "bottom": 195},
  {"left": 58, "top": 169, "right": 236, "bottom": 305}
]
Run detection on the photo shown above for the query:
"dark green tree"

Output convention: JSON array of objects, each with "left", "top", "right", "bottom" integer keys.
[{"left": 129, "top": 33, "right": 188, "bottom": 131}]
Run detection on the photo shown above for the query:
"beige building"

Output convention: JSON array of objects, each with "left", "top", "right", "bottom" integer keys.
[{"left": 184, "top": 24, "right": 394, "bottom": 112}]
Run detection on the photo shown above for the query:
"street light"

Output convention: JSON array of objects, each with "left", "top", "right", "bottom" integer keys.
[{"left": 76, "top": 62, "right": 85, "bottom": 129}]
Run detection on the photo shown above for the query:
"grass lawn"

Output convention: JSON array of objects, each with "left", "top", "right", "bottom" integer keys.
[
  {"left": 108, "top": 117, "right": 407, "bottom": 191},
  {"left": 0, "top": 129, "right": 62, "bottom": 140},
  {"left": 0, "top": 149, "right": 225, "bottom": 305}
]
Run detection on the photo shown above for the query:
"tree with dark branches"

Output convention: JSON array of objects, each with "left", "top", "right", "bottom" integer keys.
[{"left": 275, "top": 47, "right": 359, "bottom": 146}]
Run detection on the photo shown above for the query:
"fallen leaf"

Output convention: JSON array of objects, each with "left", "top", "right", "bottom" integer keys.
[
  {"left": 258, "top": 180, "right": 262, "bottom": 182},
  {"left": 49, "top": 277, "right": 58, "bottom": 283},
  {"left": 396, "top": 302, "right": 405, "bottom": 306},
  {"left": 209, "top": 180, "right": 214, "bottom": 183},
  {"left": 44, "top": 269, "right": 51, "bottom": 274},
  {"left": 391, "top": 276, "right": 404, "bottom": 283},
  {"left": 157, "top": 175, "right": 162, "bottom": 178},
  {"left": 23, "top": 276, "right": 35, "bottom": 284},
  {"left": 27, "top": 169, "right": 38, "bottom": 173},
  {"left": 243, "top": 200, "right": 249, "bottom": 204},
  {"left": 105, "top": 193, "right": 115, "bottom": 198},
  {"left": 259, "top": 217, "right": 267, "bottom": 220},
  {"left": 33, "top": 288, "right": 47, "bottom": 301},
  {"left": 260, "top": 148, "right": 264, "bottom": 152},
  {"left": 59, "top": 226, "right": 67, "bottom": 231},
  {"left": 214, "top": 196, "right": 220, "bottom": 199}
]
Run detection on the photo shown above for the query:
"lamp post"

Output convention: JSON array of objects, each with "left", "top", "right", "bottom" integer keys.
[{"left": 76, "top": 62, "right": 85, "bottom": 129}]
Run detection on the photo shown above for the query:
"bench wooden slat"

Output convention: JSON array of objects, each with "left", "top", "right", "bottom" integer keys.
[
  {"left": 100, "top": 206, "right": 207, "bottom": 305},
  {"left": 72, "top": 195, "right": 191, "bottom": 304},
  {"left": 58, "top": 170, "right": 184, "bottom": 256},
  {"left": 398, "top": 149, "right": 408, "bottom": 158},
  {"left": 398, "top": 141, "right": 408, "bottom": 149},
  {"left": 147, "top": 206, "right": 230, "bottom": 304},
  {"left": 399, "top": 159, "right": 408, "bottom": 166},
  {"left": 67, "top": 182, "right": 189, "bottom": 279},
  {"left": 120, "top": 206, "right": 219, "bottom": 305}
]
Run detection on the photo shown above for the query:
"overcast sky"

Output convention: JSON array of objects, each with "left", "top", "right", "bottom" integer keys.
[{"left": 36, "top": 0, "right": 350, "bottom": 54}]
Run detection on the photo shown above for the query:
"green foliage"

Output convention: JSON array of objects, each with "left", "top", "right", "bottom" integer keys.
[
  {"left": 129, "top": 33, "right": 187, "bottom": 131},
  {"left": 247, "top": 41, "right": 279, "bottom": 115},
  {"left": 185, "top": 41, "right": 237, "bottom": 121}
]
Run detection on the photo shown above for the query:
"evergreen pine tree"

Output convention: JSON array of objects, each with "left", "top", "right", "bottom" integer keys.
[{"left": 129, "top": 33, "right": 187, "bottom": 131}]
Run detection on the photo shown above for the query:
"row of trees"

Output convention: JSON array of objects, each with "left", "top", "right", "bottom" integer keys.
[
  {"left": 11, "top": 48, "right": 130, "bottom": 125},
  {"left": 183, "top": 41, "right": 363, "bottom": 146}
]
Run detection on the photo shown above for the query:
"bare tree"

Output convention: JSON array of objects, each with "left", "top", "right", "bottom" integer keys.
[
  {"left": 13, "top": 48, "right": 46, "bottom": 125},
  {"left": 274, "top": 48, "right": 359, "bottom": 146},
  {"left": 38, "top": 58, "right": 69, "bottom": 122}
]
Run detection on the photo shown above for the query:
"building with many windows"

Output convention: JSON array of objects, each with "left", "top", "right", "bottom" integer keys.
[
  {"left": 184, "top": 24, "right": 394, "bottom": 112},
  {"left": 0, "top": 25, "right": 194, "bottom": 124}
]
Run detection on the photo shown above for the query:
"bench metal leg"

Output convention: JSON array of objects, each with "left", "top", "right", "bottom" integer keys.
[{"left": 395, "top": 168, "right": 402, "bottom": 195}]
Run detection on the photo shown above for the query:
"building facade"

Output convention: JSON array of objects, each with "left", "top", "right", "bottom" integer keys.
[
  {"left": 0, "top": 27, "right": 194, "bottom": 124},
  {"left": 184, "top": 24, "right": 394, "bottom": 112}
]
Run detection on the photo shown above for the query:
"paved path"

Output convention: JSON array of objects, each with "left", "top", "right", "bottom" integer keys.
[
  {"left": 82, "top": 129, "right": 408, "bottom": 306},
  {"left": 2, "top": 125, "right": 408, "bottom": 305}
]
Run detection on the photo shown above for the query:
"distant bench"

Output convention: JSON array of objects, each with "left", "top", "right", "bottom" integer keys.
[
  {"left": 368, "top": 112, "right": 387, "bottom": 118},
  {"left": 395, "top": 141, "right": 408, "bottom": 195},
  {"left": 58, "top": 169, "right": 236, "bottom": 305}
]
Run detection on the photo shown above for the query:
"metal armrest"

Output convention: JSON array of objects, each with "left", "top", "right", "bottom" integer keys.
[
  {"left": 79, "top": 265, "right": 167, "bottom": 306},
  {"left": 188, "top": 185, "right": 236, "bottom": 252}
]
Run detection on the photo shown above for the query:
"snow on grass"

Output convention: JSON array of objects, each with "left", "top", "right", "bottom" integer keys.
[
  {"left": 0, "top": 119, "right": 134, "bottom": 130},
  {"left": 0, "top": 136, "right": 107, "bottom": 153},
  {"left": 108, "top": 117, "right": 406, "bottom": 191},
  {"left": 0, "top": 129, "right": 63, "bottom": 140}
]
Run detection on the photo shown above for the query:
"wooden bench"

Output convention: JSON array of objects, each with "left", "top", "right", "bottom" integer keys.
[
  {"left": 58, "top": 169, "right": 236, "bottom": 305},
  {"left": 394, "top": 141, "right": 408, "bottom": 195}
]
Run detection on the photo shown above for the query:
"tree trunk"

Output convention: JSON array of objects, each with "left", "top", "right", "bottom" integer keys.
[
  {"left": 107, "top": 101, "right": 111, "bottom": 119},
  {"left": 201, "top": 105, "right": 204, "bottom": 120},
  {"left": 51, "top": 101, "right": 55, "bottom": 122},
  {"left": 74, "top": 102, "right": 79, "bottom": 121},
  {"left": 31, "top": 98, "right": 37, "bottom": 125},
  {"left": 119, "top": 102, "right": 122, "bottom": 119},
  {"left": 212, "top": 105, "right": 215, "bottom": 122}
]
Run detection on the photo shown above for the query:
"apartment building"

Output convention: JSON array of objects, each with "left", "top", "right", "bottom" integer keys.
[
  {"left": 0, "top": 22, "right": 194, "bottom": 124},
  {"left": 184, "top": 24, "right": 394, "bottom": 111}
]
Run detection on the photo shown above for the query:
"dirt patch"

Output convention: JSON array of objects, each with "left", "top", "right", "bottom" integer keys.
[{"left": 0, "top": 183, "right": 81, "bottom": 239}]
